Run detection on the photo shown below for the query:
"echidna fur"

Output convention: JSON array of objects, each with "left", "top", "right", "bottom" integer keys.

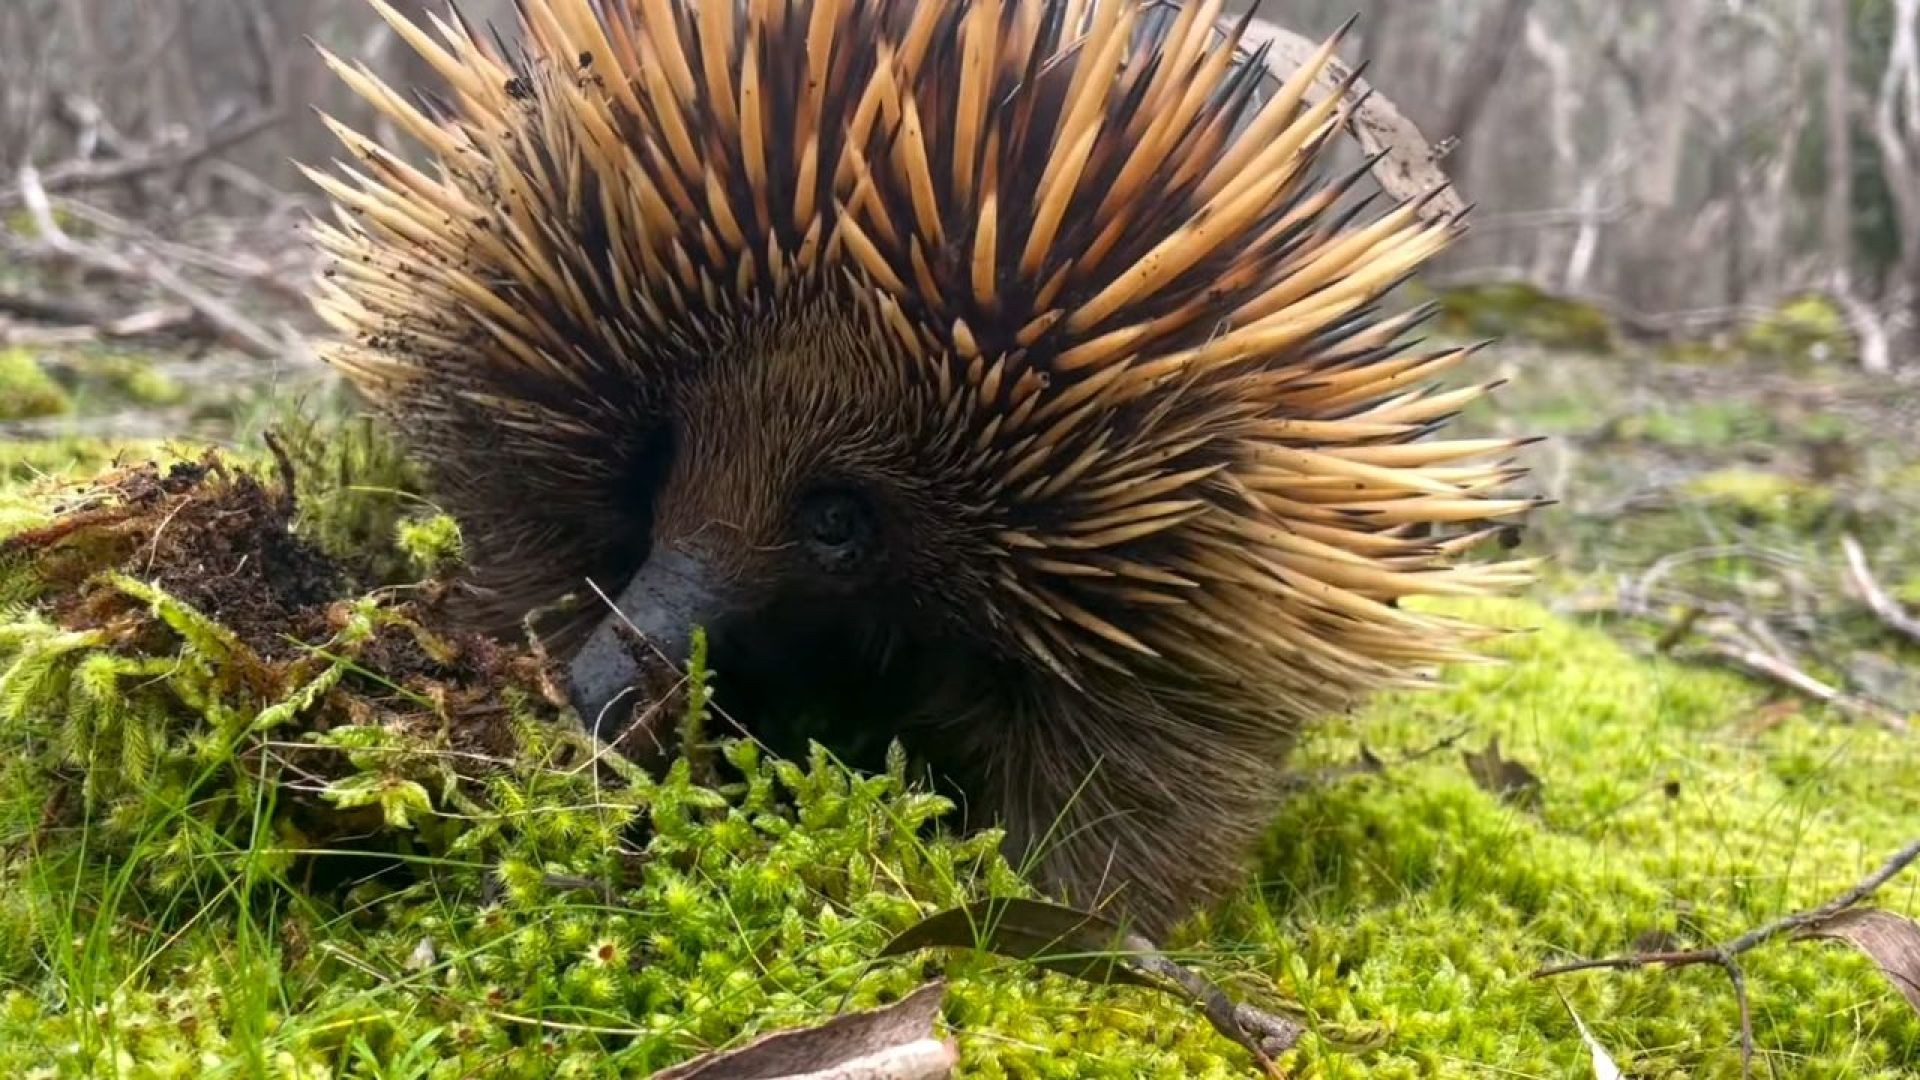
[{"left": 307, "top": 0, "right": 1537, "bottom": 933}]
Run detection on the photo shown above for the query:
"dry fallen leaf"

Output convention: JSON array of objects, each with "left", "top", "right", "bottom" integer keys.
[
  {"left": 653, "top": 981, "right": 954, "bottom": 1080},
  {"left": 1794, "top": 908, "right": 1920, "bottom": 1014},
  {"left": 1463, "top": 737, "right": 1545, "bottom": 811}
]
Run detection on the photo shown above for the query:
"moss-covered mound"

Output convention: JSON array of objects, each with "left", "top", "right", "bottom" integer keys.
[{"left": 0, "top": 442, "right": 1916, "bottom": 1078}]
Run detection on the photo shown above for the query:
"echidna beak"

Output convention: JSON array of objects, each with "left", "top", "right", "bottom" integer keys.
[{"left": 567, "top": 545, "right": 723, "bottom": 737}]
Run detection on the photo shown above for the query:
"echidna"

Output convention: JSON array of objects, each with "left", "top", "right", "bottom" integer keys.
[{"left": 308, "top": 0, "right": 1536, "bottom": 932}]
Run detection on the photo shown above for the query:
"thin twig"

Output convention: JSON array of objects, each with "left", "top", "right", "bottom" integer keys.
[
  {"left": 1683, "top": 635, "right": 1908, "bottom": 732},
  {"left": 1842, "top": 535, "right": 1920, "bottom": 647},
  {"left": 0, "top": 305, "right": 193, "bottom": 347},
  {"left": 0, "top": 106, "right": 280, "bottom": 207},
  {"left": 1534, "top": 837, "right": 1920, "bottom": 1078},
  {"left": 14, "top": 164, "right": 288, "bottom": 359}
]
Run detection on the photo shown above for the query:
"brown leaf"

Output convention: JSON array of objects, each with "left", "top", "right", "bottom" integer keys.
[
  {"left": 1241, "top": 17, "right": 1467, "bottom": 220},
  {"left": 653, "top": 981, "right": 954, "bottom": 1080},
  {"left": 1463, "top": 737, "right": 1544, "bottom": 811},
  {"left": 1794, "top": 908, "right": 1920, "bottom": 1014}
]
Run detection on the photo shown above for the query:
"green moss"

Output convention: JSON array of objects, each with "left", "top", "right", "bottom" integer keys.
[
  {"left": 1434, "top": 283, "right": 1615, "bottom": 353},
  {"left": 0, "top": 552, "right": 1248, "bottom": 1076},
  {"left": 1230, "top": 597, "right": 1920, "bottom": 1076},
  {"left": 0, "top": 349, "right": 73, "bottom": 420},
  {"left": 1655, "top": 339, "right": 1739, "bottom": 365},
  {"left": 1897, "top": 574, "right": 1920, "bottom": 607},
  {"left": 1, "top": 438, "right": 176, "bottom": 541},
  {"left": 1680, "top": 468, "right": 1835, "bottom": 528},
  {"left": 88, "top": 355, "right": 187, "bottom": 407},
  {"left": 1738, "top": 295, "right": 1853, "bottom": 365},
  {"left": 273, "top": 409, "right": 433, "bottom": 586},
  {"left": 2, "top": 205, "right": 81, "bottom": 237},
  {"left": 396, "top": 513, "right": 463, "bottom": 577},
  {"left": 1, "top": 441, "right": 1917, "bottom": 1076}
]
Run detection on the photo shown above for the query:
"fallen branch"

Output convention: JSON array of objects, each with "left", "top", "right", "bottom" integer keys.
[
  {"left": 0, "top": 106, "right": 280, "bottom": 207},
  {"left": 0, "top": 305, "right": 194, "bottom": 347},
  {"left": 0, "top": 289, "right": 110, "bottom": 326},
  {"left": 52, "top": 196, "right": 313, "bottom": 304},
  {"left": 1533, "top": 837, "right": 1920, "bottom": 1079},
  {"left": 1681, "top": 634, "right": 1908, "bottom": 732},
  {"left": 13, "top": 164, "right": 289, "bottom": 360},
  {"left": 1238, "top": 13, "right": 1467, "bottom": 220},
  {"left": 1842, "top": 535, "right": 1920, "bottom": 648},
  {"left": 1597, "top": 555, "right": 1910, "bottom": 732}
]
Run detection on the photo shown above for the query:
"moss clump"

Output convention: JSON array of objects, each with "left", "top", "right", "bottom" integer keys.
[
  {"left": 0, "top": 349, "right": 72, "bottom": 420},
  {"left": 1680, "top": 468, "right": 1835, "bottom": 528},
  {"left": 1433, "top": 283, "right": 1615, "bottom": 352},
  {"left": 397, "top": 512, "right": 463, "bottom": 577},
  {"left": 87, "top": 354, "right": 187, "bottom": 407},
  {"left": 1738, "top": 295, "right": 1853, "bottom": 365}
]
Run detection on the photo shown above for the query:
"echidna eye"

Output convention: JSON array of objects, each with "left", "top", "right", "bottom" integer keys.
[{"left": 795, "top": 488, "right": 876, "bottom": 573}]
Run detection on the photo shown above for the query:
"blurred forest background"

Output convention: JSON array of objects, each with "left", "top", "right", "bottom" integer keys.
[{"left": 2, "top": 0, "right": 1917, "bottom": 368}]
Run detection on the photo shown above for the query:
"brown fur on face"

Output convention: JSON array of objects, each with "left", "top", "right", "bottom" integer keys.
[{"left": 308, "top": 0, "right": 1536, "bottom": 933}]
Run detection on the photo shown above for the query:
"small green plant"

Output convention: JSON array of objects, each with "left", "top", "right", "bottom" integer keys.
[{"left": 395, "top": 513, "right": 463, "bottom": 577}]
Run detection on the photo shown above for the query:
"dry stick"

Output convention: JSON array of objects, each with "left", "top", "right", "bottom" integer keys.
[
  {"left": 0, "top": 106, "right": 279, "bottom": 207},
  {"left": 54, "top": 196, "right": 313, "bottom": 304},
  {"left": 1681, "top": 634, "right": 1909, "bottom": 732},
  {"left": 1533, "top": 837, "right": 1920, "bottom": 1079},
  {"left": 0, "top": 305, "right": 194, "bottom": 348},
  {"left": 1842, "top": 534, "right": 1920, "bottom": 647},
  {"left": 14, "top": 164, "right": 287, "bottom": 360},
  {"left": 0, "top": 288, "right": 111, "bottom": 325},
  {"left": 1605, "top": 567, "right": 1909, "bottom": 731}
]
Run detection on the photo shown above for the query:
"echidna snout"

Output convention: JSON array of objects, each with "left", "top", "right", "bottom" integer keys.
[{"left": 567, "top": 327, "right": 1016, "bottom": 777}]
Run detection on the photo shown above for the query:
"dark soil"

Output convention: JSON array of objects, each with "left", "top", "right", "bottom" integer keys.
[
  {"left": 7, "top": 454, "right": 341, "bottom": 656},
  {"left": 2, "top": 451, "right": 583, "bottom": 766}
]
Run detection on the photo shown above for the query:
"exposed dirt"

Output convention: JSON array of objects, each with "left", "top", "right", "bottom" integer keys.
[
  {"left": 0, "top": 451, "right": 593, "bottom": 771},
  {"left": 7, "top": 454, "right": 339, "bottom": 654}
]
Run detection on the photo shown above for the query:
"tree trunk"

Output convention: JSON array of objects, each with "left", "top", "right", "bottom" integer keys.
[
  {"left": 1825, "top": 0, "right": 1854, "bottom": 282},
  {"left": 1874, "top": 0, "right": 1920, "bottom": 363},
  {"left": 1638, "top": 2, "right": 1707, "bottom": 212},
  {"left": 1437, "top": 0, "right": 1535, "bottom": 195},
  {"left": 1362, "top": 0, "right": 1400, "bottom": 70}
]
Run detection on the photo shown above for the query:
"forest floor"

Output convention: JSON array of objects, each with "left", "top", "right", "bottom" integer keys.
[{"left": 1, "top": 329, "right": 1918, "bottom": 1078}]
